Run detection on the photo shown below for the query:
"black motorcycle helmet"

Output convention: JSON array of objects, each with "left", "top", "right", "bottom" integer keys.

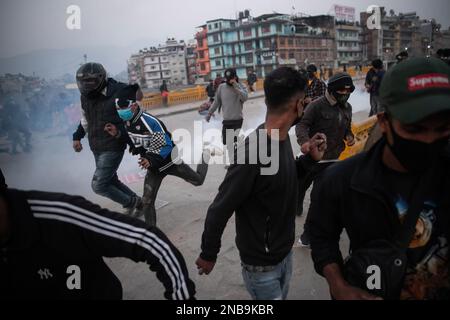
[{"left": 76, "top": 62, "right": 107, "bottom": 97}]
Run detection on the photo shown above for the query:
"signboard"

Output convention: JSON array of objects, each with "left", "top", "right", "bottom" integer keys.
[
  {"left": 261, "top": 51, "right": 276, "bottom": 57},
  {"left": 278, "top": 58, "right": 297, "bottom": 65},
  {"left": 333, "top": 4, "right": 355, "bottom": 22}
]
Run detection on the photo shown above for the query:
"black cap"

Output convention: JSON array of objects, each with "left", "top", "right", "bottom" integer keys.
[
  {"left": 114, "top": 84, "right": 140, "bottom": 109},
  {"left": 224, "top": 68, "right": 237, "bottom": 80},
  {"left": 307, "top": 64, "right": 317, "bottom": 73},
  {"left": 327, "top": 73, "right": 355, "bottom": 93}
]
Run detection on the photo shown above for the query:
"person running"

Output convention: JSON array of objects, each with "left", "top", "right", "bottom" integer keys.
[
  {"left": 196, "top": 67, "right": 327, "bottom": 300},
  {"left": 104, "top": 84, "right": 211, "bottom": 226},
  {"left": 72, "top": 62, "right": 142, "bottom": 215}
]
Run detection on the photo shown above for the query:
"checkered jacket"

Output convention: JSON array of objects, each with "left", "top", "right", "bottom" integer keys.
[
  {"left": 306, "top": 78, "right": 327, "bottom": 101},
  {"left": 125, "top": 109, "right": 179, "bottom": 172}
]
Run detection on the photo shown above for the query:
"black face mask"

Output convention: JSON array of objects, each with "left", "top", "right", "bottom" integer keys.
[
  {"left": 332, "top": 92, "right": 350, "bottom": 106},
  {"left": 387, "top": 121, "right": 449, "bottom": 173}
]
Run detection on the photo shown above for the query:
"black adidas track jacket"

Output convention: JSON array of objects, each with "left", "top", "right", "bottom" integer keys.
[{"left": 0, "top": 189, "right": 195, "bottom": 300}]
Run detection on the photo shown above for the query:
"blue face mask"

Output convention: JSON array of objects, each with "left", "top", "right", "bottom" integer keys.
[{"left": 117, "top": 107, "right": 134, "bottom": 121}]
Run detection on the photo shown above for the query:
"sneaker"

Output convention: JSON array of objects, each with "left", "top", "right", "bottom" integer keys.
[
  {"left": 297, "top": 232, "right": 310, "bottom": 248},
  {"left": 124, "top": 196, "right": 143, "bottom": 216}
]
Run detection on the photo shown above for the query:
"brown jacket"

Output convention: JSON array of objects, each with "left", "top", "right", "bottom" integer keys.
[{"left": 296, "top": 91, "right": 354, "bottom": 160}]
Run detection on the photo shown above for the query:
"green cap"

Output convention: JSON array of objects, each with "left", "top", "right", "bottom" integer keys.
[{"left": 380, "top": 57, "right": 450, "bottom": 124}]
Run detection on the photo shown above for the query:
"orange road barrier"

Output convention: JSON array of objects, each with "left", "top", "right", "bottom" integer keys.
[{"left": 339, "top": 115, "right": 378, "bottom": 160}]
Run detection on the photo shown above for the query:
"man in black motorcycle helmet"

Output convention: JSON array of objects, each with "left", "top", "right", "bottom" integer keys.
[
  {"left": 72, "top": 63, "right": 143, "bottom": 215},
  {"left": 76, "top": 62, "right": 108, "bottom": 98}
]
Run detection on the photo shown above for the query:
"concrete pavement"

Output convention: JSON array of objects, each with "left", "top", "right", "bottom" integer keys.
[{"left": 0, "top": 93, "right": 369, "bottom": 300}]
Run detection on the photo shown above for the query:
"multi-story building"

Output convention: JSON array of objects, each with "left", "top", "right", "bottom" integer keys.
[
  {"left": 360, "top": 8, "right": 423, "bottom": 63},
  {"left": 185, "top": 40, "right": 198, "bottom": 84},
  {"left": 205, "top": 12, "right": 338, "bottom": 80},
  {"left": 195, "top": 25, "right": 211, "bottom": 80},
  {"left": 335, "top": 21, "right": 363, "bottom": 66},
  {"left": 128, "top": 38, "right": 189, "bottom": 89},
  {"left": 127, "top": 53, "right": 144, "bottom": 87}
]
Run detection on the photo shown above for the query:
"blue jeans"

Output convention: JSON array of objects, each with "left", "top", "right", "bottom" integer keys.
[
  {"left": 91, "top": 151, "right": 137, "bottom": 207},
  {"left": 241, "top": 251, "right": 293, "bottom": 300}
]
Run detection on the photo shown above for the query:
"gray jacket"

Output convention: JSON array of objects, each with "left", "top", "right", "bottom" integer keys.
[
  {"left": 209, "top": 82, "right": 248, "bottom": 121},
  {"left": 296, "top": 91, "right": 354, "bottom": 160}
]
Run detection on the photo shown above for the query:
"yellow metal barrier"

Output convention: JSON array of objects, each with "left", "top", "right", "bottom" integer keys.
[
  {"left": 339, "top": 116, "right": 377, "bottom": 160},
  {"left": 140, "top": 69, "right": 371, "bottom": 111}
]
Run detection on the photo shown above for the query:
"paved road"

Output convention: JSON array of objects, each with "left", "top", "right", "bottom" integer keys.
[{"left": 0, "top": 94, "right": 368, "bottom": 300}]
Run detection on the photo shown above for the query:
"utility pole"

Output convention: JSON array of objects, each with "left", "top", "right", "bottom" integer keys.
[{"left": 83, "top": 54, "right": 87, "bottom": 64}]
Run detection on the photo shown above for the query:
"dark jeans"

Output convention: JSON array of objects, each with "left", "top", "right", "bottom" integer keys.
[
  {"left": 369, "top": 95, "right": 382, "bottom": 117},
  {"left": 222, "top": 119, "right": 243, "bottom": 163},
  {"left": 141, "top": 157, "right": 209, "bottom": 226},
  {"left": 92, "top": 151, "right": 137, "bottom": 207},
  {"left": 298, "top": 162, "right": 333, "bottom": 237}
]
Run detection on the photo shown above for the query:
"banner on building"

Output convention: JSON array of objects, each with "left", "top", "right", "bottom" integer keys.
[{"left": 333, "top": 4, "right": 355, "bottom": 22}]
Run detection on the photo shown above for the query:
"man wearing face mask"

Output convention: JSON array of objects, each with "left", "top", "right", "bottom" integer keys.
[
  {"left": 72, "top": 63, "right": 143, "bottom": 215},
  {"left": 295, "top": 73, "right": 355, "bottom": 244},
  {"left": 196, "top": 67, "right": 327, "bottom": 300},
  {"left": 308, "top": 57, "right": 450, "bottom": 300},
  {"left": 104, "top": 84, "right": 211, "bottom": 226}
]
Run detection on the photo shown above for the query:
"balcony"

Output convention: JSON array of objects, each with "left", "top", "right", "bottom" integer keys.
[{"left": 337, "top": 46, "right": 362, "bottom": 52}]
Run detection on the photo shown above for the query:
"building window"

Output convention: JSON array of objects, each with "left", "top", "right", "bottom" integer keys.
[
  {"left": 200, "top": 63, "right": 206, "bottom": 71},
  {"left": 213, "top": 34, "right": 220, "bottom": 42},
  {"left": 289, "top": 52, "right": 295, "bottom": 59},
  {"left": 243, "top": 28, "right": 252, "bottom": 37},
  {"left": 280, "top": 38, "right": 285, "bottom": 45},
  {"left": 262, "top": 26, "right": 271, "bottom": 34},
  {"left": 246, "top": 54, "right": 253, "bottom": 64},
  {"left": 214, "top": 23, "right": 219, "bottom": 29},
  {"left": 263, "top": 39, "right": 271, "bottom": 48},
  {"left": 288, "top": 38, "right": 294, "bottom": 46},
  {"left": 214, "top": 47, "right": 220, "bottom": 55},
  {"left": 230, "top": 22, "right": 236, "bottom": 28},
  {"left": 216, "top": 60, "right": 221, "bottom": 66},
  {"left": 244, "top": 41, "right": 253, "bottom": 51},
  {"left": 276, "top": 24, "right": 282, "bottom": 33},
  {"left": 280, "top": 52, "right": 286, "bottom": 59},
  {"left": 199, "top": 51, "right": 204, "bottom": 59}
]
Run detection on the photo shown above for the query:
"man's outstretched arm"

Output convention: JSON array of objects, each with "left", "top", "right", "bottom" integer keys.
[{"left": 28, "top": 191, "right": 196, "bottom": 300}]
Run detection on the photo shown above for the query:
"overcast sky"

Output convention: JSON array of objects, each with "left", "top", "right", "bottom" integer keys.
[{"left": 0, "top": 0, "right": 449, "bottom": 59}]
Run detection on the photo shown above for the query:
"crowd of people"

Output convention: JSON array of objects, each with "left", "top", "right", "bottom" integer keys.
[
  {"left": 1, "top": 49, "right": 450, "bottom": 300},
  {"left": 0, "top": 87, "right": 80, "bottom": 154}
]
